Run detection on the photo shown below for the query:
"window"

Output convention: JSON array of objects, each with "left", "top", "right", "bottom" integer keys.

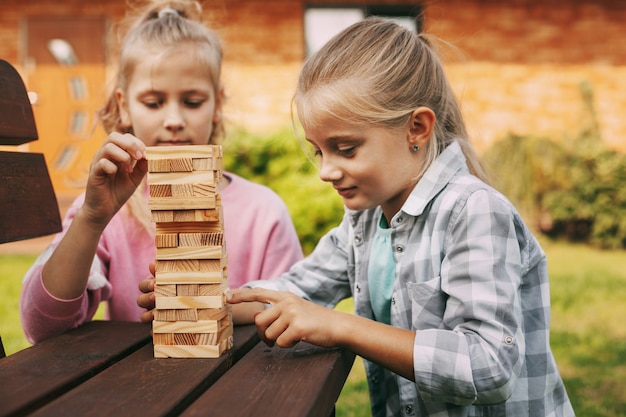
[{"left": 304, "top": 4, "right": 423, "bottom": 55}]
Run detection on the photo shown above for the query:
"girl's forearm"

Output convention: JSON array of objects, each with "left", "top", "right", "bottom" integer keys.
[
  {"left": 333, "top": 311, "right": 416, "bottom": 381},
  {"left": 41, "top": 208, "right": 105, "bottom": 300}
]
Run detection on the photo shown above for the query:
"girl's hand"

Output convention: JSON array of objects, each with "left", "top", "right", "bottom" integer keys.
[
  {"left": 228, "top": 287, "right": 340, "bottom": 349},
  {"left": 82, "top": 132, "right": 147, "bottom": 229},
  {"left": 137, "top": 263, "right": 156, "bottom": 324}
]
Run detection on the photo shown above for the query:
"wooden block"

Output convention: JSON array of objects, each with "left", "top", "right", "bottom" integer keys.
[
  {"left": 149, "top": 183, "right": 172, "bottom": 197},
  {"left": 154, "top": 284, "right": 177, "bottom": 297},
  {"left": 153, "top": 333, "right": 175, "bottom": 345},
  {"left": 148, "top": 195, "right": 216, "bottom": 211},
  {"left": 156, "top": 221, "right": 223, "bottom": 235},
  {"left": 153, "top": 315, "right": 230, "bottom": 334},
  {"left": 155, "top": 263, "right": 226, "bottom": 284},
  {"left": 147, "top": 170, "right": 218, "bottom": 186},
  {"left": 155, "top": 271, "right": 224, "bottom": 285},
  {"left": 145, "top": 144, "right": 222, "bottom": 161},
  {"left": 169, "top": 158, "right": 193, "bottom": 172},
  {"left": 147, "top": 159, "right": 171, "bottom": 173},
  {"left": 155, "top": 233, "right": 178, "bottom": 248},
  {"left": 197, "top": 305, "right": 230, "bottom": 320},
  {"left": 177, "top": 284, "right": 199, "bottom": 296},
  {"left": 151, "top": 210, "right": 174, "bottom": 222},
  {"left": 155, "top": 295, "right": 225, "bottom": 310},
  {"left": 192, "top": 183, "right": 216, "bottom": 197},
  {"left": 160, "top": 213, "right": 224, "bottom": 226},
  {"left": 193, "top": 157, "right": 223, "bottom": 171},
  {"left": 172, "top": 210, "right": 223, "bottom": 224},
  {"left": 164, "top": 322, "right": 232, "bottom": 347},
  {"left": 153, "top": 336, "right": 233, "bottom": 358},
  {"left": 154, "top": 305, "right": 229, "bottom": 322},
  {"left": 155, "top": 259, "right": 225, "bottom": 273},
  {"left": 179, "top": 232, "right": 223, "bottom": 247},
  {"left": 154, "top": 309, "right": 200, "bottom": 321},
  {"left": 173, "top": 333, "right": 196, "bottom": 345},
  {"left": 155, "top": 245, "right": 224, "bottom": 260},
  {"left": 152, "top": 207, "right": 223, "bottom": 224},
  {"left": 198, "top": 281, "right": 228, "bottom": 296},
  {"left": 171, "top": 183, "right": 195, "bottom": 197},
  {"left": 195, "top": 320, "right": 233, "bottom": 345}
]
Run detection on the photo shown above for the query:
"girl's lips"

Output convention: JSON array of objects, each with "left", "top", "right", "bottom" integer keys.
[
  {"left": 335, "top": 186, "right": 356, "bottom": 198},
  {"left": 157, "top": 140, "right": 192, "bottom": 146}
]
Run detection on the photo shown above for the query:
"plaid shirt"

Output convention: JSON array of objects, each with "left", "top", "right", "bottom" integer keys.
[{"left": 249, "top": 142, "right": 575, "bottom": 417}]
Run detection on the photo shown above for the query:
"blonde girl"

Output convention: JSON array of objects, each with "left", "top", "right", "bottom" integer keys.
[
  {"left": 21, "top": 0, "right": 302, "bottom": 344},
  {"left": 224, "top": 18, "right": 575, "bottom": 417}
]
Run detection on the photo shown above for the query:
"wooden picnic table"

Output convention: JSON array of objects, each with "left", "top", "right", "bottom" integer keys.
[{"left": 0, "top": 321, "right": 355, "bottom": 417}]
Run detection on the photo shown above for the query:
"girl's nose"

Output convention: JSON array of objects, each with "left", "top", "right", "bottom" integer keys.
[
  {"left": 163, "top": 105, "right": 185, "bottom": 130},
  {"left": 318, "top": 158, "right": 342, "bottom": 183}
]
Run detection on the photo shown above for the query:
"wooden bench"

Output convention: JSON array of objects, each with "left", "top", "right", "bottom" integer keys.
[{"left": 0, "top": 59, "right": 62, "bottom": 357}]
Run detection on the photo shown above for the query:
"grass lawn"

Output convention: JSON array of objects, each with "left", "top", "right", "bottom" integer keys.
[{"left": 2, "top": 240, "right": 625, "bottom": 416}]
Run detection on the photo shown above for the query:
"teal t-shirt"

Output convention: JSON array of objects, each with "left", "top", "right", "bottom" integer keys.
[{"left": 367, "top": 214, "right": 396, "bottom": 325}]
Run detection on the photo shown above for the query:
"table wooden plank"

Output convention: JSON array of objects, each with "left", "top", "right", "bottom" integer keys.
[
  {"left": 180, "top": 341, "right": 355, "bottom": 417},
  {"left": 26, "top": 324, "right": 259, "bottom": 417},
  {"left": 0, "top": 321, "right": 151, "bottom": 417}
]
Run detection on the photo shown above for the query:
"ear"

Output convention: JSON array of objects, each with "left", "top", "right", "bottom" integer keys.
[
  {"left": 116, "top": 89, "right": 132, "bottom": 128},
  {"left": 407, "top": 107, "right": 435, "bottom": 149},
  {"left": 212, "top": 86, "right": 225, "bottom": 124}
]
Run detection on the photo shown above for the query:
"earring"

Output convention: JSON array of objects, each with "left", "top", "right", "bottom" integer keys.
[{"left": 412, "top": 144, "right": 419, "bottom": 151}]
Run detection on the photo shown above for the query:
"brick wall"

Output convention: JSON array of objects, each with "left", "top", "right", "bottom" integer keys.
[{"left": 1, "top": 0, "right": 624, "bottom": 153}]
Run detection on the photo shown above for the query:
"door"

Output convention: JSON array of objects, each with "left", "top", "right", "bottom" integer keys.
[{"left": 24, "top": 16, "right": 108, "bottom": 197}]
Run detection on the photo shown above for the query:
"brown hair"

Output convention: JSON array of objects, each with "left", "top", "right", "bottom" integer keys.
[{"left": 294, "top": 17, "right": 488, "bottom": 183}]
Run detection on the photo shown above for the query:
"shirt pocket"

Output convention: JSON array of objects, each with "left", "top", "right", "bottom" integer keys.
[{"left": 407, "top": 277, "right": 446, "bottom": 330}]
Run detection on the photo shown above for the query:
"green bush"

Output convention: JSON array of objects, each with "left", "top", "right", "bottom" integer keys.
[
  {"left": 483, "top": 79, "right": 626, "bottom": 249},
  {"left": 483, "top": 132, "right": 626, "bottom": 249},
  {"left": 222, "top": 128, "right": 345, "bottom": 254}
]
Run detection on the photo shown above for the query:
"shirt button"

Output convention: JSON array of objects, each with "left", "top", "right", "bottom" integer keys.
[
  {"left": 354, "top": 235, "right": 362, "bottom": 244},
  {"left": 504, "top": 336, "right": 514, "bottom": 345},
  {"left": 355, "top": 284, "right": 361, "bottom": 293},
  {"left": 397, "top": 216, "right": 403, "bottom": 223},
  {"left": 395, "top": 245, "right": 404, "bottom": 253},
  {"left": 391, "top": 297, "right": 396, "bottom": 305},
  {"left": 405, "top": 405, "right": 414, "bottom": 414}
]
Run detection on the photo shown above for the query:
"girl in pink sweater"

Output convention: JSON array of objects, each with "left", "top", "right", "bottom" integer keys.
[{"left": 20, "top": 0, "right": 303, "bottom": 344}]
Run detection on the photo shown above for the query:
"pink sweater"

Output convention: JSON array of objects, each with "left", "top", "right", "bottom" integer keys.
[{"left": 20, "top": 172, "right": 303, "bottom": 343}]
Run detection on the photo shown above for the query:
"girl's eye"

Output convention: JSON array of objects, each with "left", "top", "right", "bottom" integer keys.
[
  {"left": 185, "top": 99, "right": 205, "bottom": 108},
  {"left": 337, "top": 146, "right": 356, "bottom": 157},
  {"left": 144, "top": 101, "right": 161, "bottom": 109}
]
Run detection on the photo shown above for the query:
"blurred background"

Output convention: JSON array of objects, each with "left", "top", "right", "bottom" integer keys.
[
  {"left": 1, "top": 1, "right": 625, "bottom": 416},
  {"left": 1, "top": 0, "right": 625, "bottom": 200}
]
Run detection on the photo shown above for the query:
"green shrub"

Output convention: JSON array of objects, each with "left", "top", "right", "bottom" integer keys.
[
  {"left": 222, "top": 128, "right": 344, "bottom": 254},
  {"left": 482, "top": 80, "right": 626, "bottom": 249}
]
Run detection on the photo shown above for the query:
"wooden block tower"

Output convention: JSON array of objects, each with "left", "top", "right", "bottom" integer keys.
[{"left": 145, "top": 145, "right": 233, "bottom": 358}]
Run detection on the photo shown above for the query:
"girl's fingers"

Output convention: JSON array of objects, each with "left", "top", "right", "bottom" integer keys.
[
  {"left": 138, "top": 277, "right": 155, "bottom": 294},
  {"left": 228, "top": 287, "right": 282, "bottom": 305},
  {"left": 136, "top": 291, "right": 155, "bottom": 310},
  {"left": 139, "top": 309, "right": 154, "bottom": 324},
  {"left": 95, "top": 133, "right": 146, "bottom": 172}
]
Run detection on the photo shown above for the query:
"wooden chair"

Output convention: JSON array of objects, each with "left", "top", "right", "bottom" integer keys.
[{"left": 0, "top": 59, "right": 62, "bottom": 357}]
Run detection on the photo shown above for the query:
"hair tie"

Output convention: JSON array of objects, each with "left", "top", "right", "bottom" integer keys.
[{"left": 158, "top": 7, "right": 180, "bottom": 19}]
